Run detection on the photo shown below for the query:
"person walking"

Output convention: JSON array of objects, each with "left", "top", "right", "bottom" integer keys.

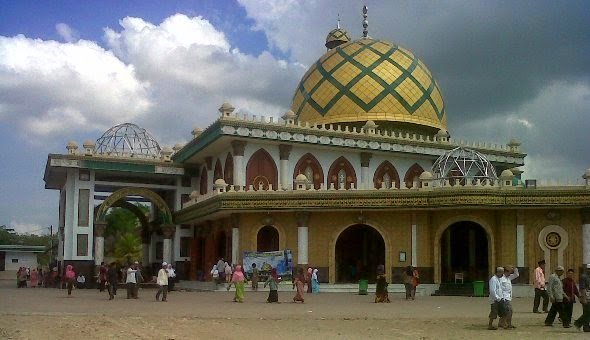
[
  {"left": 251, "top": 263, "right": 259, "bottom": 291},
  {"left": 227, "top": 264, "right": 246, "bottom": 302},
  {"left": 533, "top": 260, "right": 549, "bottom": 313},
  {"left": 76, "top": 273, "right": 86, "bottom": 289},
  {"left": 545, "top": 266, "right": 568, "bottom": 327},
  {"left": 224, "top": 262, "right": 232, "bottom": 285},
  {"left": 98, "top": 262, "right": 108, "bottom": 292},
  {"left": 292, "top": 267, "right": 305, "bottom": 303},
  {"left": 306, "top": 267, "right": 313, "bottom": 293},
  {"left": 17, "top": 267, "right": 27, "bottom": 288},
  {"left": 499, "top": 265, "right": 519, "bottom": 329},
  {"left": 126, "top": 264, "right": 138, "bottom": 299},
  {"left": 156, "top": 262, "right": 169, "bottom": 302},
  {"left": 404, "top": 266, "right": 419, "bottom": 300},
  {"left": 30, "top": 268, "right": 38, "bottom": 288},
  {"left": 375, "top": 264, "right": 390, "bottom": 303},
  {"left": 167, "top": 264, "right": 176, "bottom": 292},
  {"left": 562, "top": 269, "right": 580, "bottom": 328},
  {"left": 488, "top": 267, "right": 504, "bottom": 330},
  {"left": 311, "top": 268, "right": 320, "bottom": 294},
  {"left": 264, "top": 268, "right": 281, "bottom": 303},
  {"left": 210, "top": 264, "right": 219, "bottom": 283},
  {"left": 574, "top": 263, "right": 590, "bottom": 332},
  {"left": 107, "top": 262, "right": 118, "bottom": 300},
  {"left": 64, "top": 265, "right": 76, "bottom": 296},
  {"left": 216, "top": 258, "right": 226, "bottom": 283}
]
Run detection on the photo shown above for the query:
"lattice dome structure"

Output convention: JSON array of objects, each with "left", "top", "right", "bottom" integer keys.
[
  {"left": 95, "top": 123, "right": 161, "bottom": 158},
  {"left": 432, "top": 147, "right": 498, "bottom": 185}
]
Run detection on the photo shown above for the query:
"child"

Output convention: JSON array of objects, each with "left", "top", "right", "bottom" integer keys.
[
  {"left": 251, "top": 263, "right": 259, "bottom": 291},
  {"left": 264, "top": 268, "right": 281, "bottom": 303}
]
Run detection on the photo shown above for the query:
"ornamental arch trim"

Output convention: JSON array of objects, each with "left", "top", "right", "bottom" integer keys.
[{"left": 95, "top": 187, "right": 173, "bottom": 225}]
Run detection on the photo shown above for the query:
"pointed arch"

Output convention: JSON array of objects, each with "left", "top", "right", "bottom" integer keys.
[
  {"left": 404, "top": 163, "right": 424, "bottom": 189},
  {"left": 327, "top": 156, "right": 357, "bottom": 190},
  {"left": 213, "top": 158, "right": 223, "bottom": 182},
  {"left": 224, "top": 152, "right": 234, "bottom": 185},
  {"left": 293, "top": 153, "right": 324, "bottom": 189},
  {"left": 373, "top": 161, "right": 401, "bottom": 189},
  {"left": 199, "top": 166, "right": 208, "bottom": 195},
  {"left": 246, "top": 148, "right": 278, "bottom": 190}
]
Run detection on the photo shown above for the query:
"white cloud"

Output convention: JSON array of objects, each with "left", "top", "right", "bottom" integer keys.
[
  {"left": 55, "top": 23, "right": 78, "bottom": 43},
  {"left": 9, "top": 220, "right": 46, "bottom": 235},
  {"left": 0, "top": 35, "right": 151, "bottom": 136}
]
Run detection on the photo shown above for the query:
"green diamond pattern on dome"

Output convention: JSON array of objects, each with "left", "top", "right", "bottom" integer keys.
[
  {"left": 327, "top": 29, "right": 350, "bottom": 42},
  {"left": 292, "top": 39, "right": 446, "bottom": 124}
]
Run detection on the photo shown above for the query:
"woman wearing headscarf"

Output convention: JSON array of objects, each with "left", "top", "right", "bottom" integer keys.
[
  {"left": 404, "top": 266, "right": 419, "bottom": 300},
  {"left": 306, "top": 267, "right": 313, "bottom": 293},
  {"left": 292, "top": 267, "right": 305, "bottom": 303},
  {"left": 311, "top": 269, "right": 320, "bottom": 294},
  {"left": 30, "top": 268, "right": 38, "bottom": 288},
  {"left": 375, "top": 264, "right": 390, "bottom": 303},
  {"left": 228, "top": 264, "right": 246, "bottom": 302},
  {"left": 64, "top": 265, "right": 76, "bottom": 296},
  {"left": 264, "top": 268, "right": 281, "bottom": 303}
]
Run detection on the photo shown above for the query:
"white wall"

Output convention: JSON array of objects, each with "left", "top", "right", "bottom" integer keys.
[{"left": 4, "top": 252, "right": 39, "bottom": 271}]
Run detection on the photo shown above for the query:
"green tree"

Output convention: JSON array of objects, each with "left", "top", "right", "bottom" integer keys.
[{"left": 114, "top": 232, "right": 141, "bottom": 265}]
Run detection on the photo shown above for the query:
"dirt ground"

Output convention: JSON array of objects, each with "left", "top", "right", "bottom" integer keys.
[{"left": 0, "top": 281, "right": 587, "bottom": 340}]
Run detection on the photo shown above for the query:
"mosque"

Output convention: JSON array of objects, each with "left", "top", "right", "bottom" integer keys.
[{"left": 43, "top": 7, "right": 590, "bottom": 294}]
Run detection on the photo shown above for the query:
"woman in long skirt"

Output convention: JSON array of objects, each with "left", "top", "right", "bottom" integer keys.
[
  {"left": 64, "top": 265, "right": 76, "bottom": 296},
  {"left": 311, "top": 268, "right": 320, "bottom": 294},
  {"left": 30, "top": 268, "right": 38, "bottom": 288},
  {"left": 292, "top": 267, "right": 305, "bottom": 303},
  {"left": 228, "top": 264, "right": 246, "bottom": 302},
  {"left": 375, "top": 264, "right": 390, "bottom": 303},
  {"left": 306, "top": 267, "right": 313, "bottom": 293},
  {"left": 264, "top": 268, "right": 281, "bottom": 303}
]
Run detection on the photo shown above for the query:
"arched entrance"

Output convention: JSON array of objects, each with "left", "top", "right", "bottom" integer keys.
[
  {"left": 257, "top": 226, "right": 279, "bottom": 252},
  {"left": 335, "top": 224, "right": 385, "bottom": 283},
  {"left": 440, "top": 221, "right": 489, "bottom": 282}
]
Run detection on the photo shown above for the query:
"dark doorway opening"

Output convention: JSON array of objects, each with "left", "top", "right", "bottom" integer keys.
[
  {"left": 257, "top": 226, "right": 279, "bottom": 252},
  {"left": 335, "top": 224, "right": 385, "bottom": 283},
  {"left": 441, "top": 221, "right": 489, "bottom": 282}
]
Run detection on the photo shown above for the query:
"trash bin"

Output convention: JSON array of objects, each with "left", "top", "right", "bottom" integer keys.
[
  {"left": 473, "top": 281, "right": 485, "bottom": 297},
  {"left": 359, "top": 279, "right": 369, "bottom": 295}
]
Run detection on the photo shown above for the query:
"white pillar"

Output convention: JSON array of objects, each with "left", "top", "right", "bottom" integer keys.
[
  {"left": 583, "top": 223, "right": 590, "bottom": 265},
  {"left": 516, "top": 224, "right": 525, "bottom": 267},
  {"left": 232, "top": 227, "right": 240, "bottom": 264},
  {"left": 298, "top": 227, "right": 309, "bottom": 265},
  {"left": 411, "top": 223, "right": 417, "bottom": 267},
  {"left": 360, "top": 152, "right": 372, "bottom": 190},
  {"left": 94, "top": 236, "right": 104, "bottom": 265},
  {"left": 231, "top": 141, "right": 246, "bottom": 188},
  {"left": 280, "top": 159, "right": 289, "bottom": 190},
  {"left": 163, "top": 238, "right": 172, "bottom": 264}
]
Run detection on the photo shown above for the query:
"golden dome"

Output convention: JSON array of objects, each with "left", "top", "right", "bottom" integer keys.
[
  {"left": 325, "top": 28, "right": 350, "bottom": 49},
  {"left": 291, "top": 38, "right": 447, "bottom": 132}
]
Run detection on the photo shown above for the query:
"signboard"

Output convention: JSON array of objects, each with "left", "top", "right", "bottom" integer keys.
[{"left": 242, "top": 249, "right": 293, "bottom": 278}]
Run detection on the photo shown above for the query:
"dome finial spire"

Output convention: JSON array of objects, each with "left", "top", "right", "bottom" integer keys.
[
  {"left": 337, "top": 13, "right": 341, "bottom": 29},
  {"left": 362, "top": 5, "right": 369, "bottom": 38}
]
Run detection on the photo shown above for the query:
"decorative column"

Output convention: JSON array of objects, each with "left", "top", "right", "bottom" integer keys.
[
  {"left": 231, "top": 141, "right": 247, "bottom": 188},
  {"left": 279, "top": 144, "right": 292, "bottom": 190},
  {"left": 162, "top": 224, "right": 175, "bottom": 265},
  {"left": 583, "top": 208, "right": 590, "bottom": 265},
  {"left": 360, "top": 152, "right": 372, "bottom": 190},
  {"left": 205, "top": 157, "right": 214, "bottom": 193},
  {"left": 94, "top": 222, "right": 106, "bottom": 266},
  {"left": 296, "top": 211, "right": 310, "bottom": 265},
  {"left": 141, "top": 229, "right": 151, "bottom": 267},
  {"left": 231, "top": 214, "right": 240, "bottom": 265},
  {"left": 516, "top": 210, "right": 525, "bottom": 268}
]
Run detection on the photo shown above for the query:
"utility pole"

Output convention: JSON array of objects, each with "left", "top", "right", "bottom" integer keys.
[{"left": 49, "top": 225, "right": 53, "bottom": 267}]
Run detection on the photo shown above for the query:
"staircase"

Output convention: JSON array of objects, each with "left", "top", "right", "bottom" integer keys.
[{"left": 433, "top": 282, "right": 486, "bottom": 297}]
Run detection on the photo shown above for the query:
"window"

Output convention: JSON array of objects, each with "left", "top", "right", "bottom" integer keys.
[
  {"left": 338, "top": 169, "right": 347, "bottom": 189},
  {"left": 77, "top": 189, "right": 90, "bottom": 226},
  {"left": 77, "top": 234, "right": 88, "bottom": 256},
  {"left": 12, "top": 259, "right": 18, "bottom": 263},
  {"left": 180, "top": 237, "right": 191, "bottom": 257},
  {"left": 383, "top": 173, "right": 391, "bottom": 189},
  {"left": 79, "top": 170, "right": 90, "bottom": 181}
]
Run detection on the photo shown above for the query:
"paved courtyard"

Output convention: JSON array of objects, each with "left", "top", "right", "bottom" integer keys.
[{"left": 0, "top": 281, "right": 587, "bottom": 339}]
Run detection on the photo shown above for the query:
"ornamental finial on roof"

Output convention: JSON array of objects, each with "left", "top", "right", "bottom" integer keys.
[
  {"left": 337, "top": 13, "right": 341, "bottom": 29},
  {"left": 362, "top": 5, "right": 368, "bottom": 38}
]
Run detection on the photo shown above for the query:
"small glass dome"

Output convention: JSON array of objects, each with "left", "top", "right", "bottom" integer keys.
[
  {"left": 432, "top": 147, "right": 498, "bottom": 185},
  {"left": 95, "top": 123, "right": 161, "bottom": 158}
]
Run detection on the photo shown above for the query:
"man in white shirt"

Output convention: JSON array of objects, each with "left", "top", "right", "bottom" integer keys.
[
  {"left": 76, "top": 274, "right": 85, "bottom": 289},
  {"left": 125, "top": 264, "right": 138, "bottom": 299},
  {"left": 488, "top": 267, "right": 504, "bottom": 330},
  {"left": 167, "top": 264, "right": 176, "bottom": 292},
  {"left": 156, "top": 262, "right": 169, "bottom": 302},
  {"left": 499, "top": 265, "right": 520, "bottom": 329}
]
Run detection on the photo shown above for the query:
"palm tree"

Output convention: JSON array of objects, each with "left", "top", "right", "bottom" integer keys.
[{"left": 114, "top": 232, "right": 141, "bottom": 265}]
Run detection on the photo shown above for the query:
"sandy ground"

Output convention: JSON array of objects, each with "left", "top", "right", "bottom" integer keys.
[{"left": 0, "top": 281, "right": 587, "bottom": 340}]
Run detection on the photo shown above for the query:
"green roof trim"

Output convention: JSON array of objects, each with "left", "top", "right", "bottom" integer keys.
[
  {"left": 82, "top": 160, "right": 155, "bottom": 173},
  {"left": 172, "top": 123, "right": 222, "bottom": 163}
]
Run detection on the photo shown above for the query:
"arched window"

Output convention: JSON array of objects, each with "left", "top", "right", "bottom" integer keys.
[
  {"left": 404, "top": 163, "right": 424, "bottom": 189},
  {"left": 213, "top": 159, "right": 223, "bottom": 182},
  {"left": 246, "top": 149, "right": 278, "bottom": 191},
  {"left": 224, "top": 153, "right": 234, "bottom": 185},
  {"left": 293, "top": 153, "right": 324, "bottom": 189},
  {"left": 199, "top": 166, "right": 208, "bottom": 195},
  {"left": 257, "top": 226, "right": 279, "bottom": 252},
  {"left": 327, "top": 156, "right": 357, "bottom": 190},
  {"left": 373, "top": 161, "right": 401, "bottom": 189}
]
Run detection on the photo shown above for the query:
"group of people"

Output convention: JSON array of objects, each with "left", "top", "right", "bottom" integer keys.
[
  {"left": 16, "top": 267, "right": 54, "bottom": 288},
  {"left": 488, "top": 260, "right": 590, "bottom": 332},
  {"left": 375, "top": 265, "right": 420, "bottom": 303}
]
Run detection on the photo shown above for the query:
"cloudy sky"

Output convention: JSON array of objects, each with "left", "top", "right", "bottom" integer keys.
[{"left": 1, "top": 0, "right": 588, "bottom": 234}]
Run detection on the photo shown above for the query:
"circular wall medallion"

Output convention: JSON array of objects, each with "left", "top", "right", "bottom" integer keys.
[{"left": 545, "top": 232, "right": 561, "bottom": 248}]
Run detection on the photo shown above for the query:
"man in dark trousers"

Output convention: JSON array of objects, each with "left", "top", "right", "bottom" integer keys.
[
  {"left": 107, "top": 262, "right": 118, "bottom": 300},
  {"left": 574, "top": 264, "right": 590, "bottom": 332},
  {"left": 99, "top": 262, "right": 108, "bottom": 292},
  {"left": 533, "top": 260, "right": 549, "bottom": 313}
]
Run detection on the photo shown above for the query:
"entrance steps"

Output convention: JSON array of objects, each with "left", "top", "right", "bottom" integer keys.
[{"left": 176, "top": 281, "right": 438, "bottom": 296}]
